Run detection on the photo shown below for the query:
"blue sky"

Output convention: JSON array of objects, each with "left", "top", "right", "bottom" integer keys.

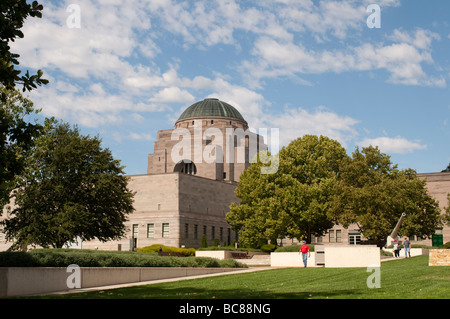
[{"left": 12, "top": 0, "right": 450, "bottom": 175}]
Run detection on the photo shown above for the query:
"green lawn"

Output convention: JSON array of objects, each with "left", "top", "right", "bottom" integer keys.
[{"left": 32, "top": 255, "right": 449, "bottom": 299}]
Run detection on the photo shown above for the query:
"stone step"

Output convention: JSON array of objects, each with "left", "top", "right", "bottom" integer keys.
[
  {"left": 235, "top": 255, "right": 271, "bottom": 265},
  {"left": 251, "top": 254, "right": 271, "bottom": 259}
]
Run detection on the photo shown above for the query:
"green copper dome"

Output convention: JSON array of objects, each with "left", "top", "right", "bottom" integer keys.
[{"left": 177, "top": 98, "right": 246, "bottom": 122}]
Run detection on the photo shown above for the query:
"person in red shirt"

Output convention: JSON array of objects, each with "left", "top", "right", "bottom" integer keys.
[{"left": 299, "top": 240, "right": 311, "bottom": 267}]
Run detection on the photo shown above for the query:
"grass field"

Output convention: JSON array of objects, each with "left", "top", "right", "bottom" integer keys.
[{"left": 32, "top": 255, "right": 449, "bottom": 299}]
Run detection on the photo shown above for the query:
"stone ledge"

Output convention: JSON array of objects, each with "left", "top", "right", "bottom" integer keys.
[
  {"left": 428, "top": 249, "right": 450, "bottom": 266},
  {"left": 0, "top": 267, "right": 244, "bottom": 297}
]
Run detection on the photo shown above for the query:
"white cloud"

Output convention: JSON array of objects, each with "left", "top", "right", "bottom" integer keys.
[
  {"left": 205, "top": 79, "right": 268, "bottom": 123},
  {"left": 243, "top": 28, "right": 446, "bottom": 88},
  {"left": 15, "top": 0, "right": 443, "bottom": 92},
  {"left": 267, "top": 106, "right": 360, "bottom": 148},
  {"left": 128, "top": 132, "right": 154, "bottom": 141},
  {"left": 9, "top": 0, "right": 446, "bottom": 157},
  {"left": 358, "top": 136, "right": 427, "bottom": 154},
  {"left": 110, "top": 131, "right": 154, "bottom": 143},
  {"left": 26, "top": 78, "right": 173, "bottom": 128},
  {"left": 13, "top": 1, "right": 446, "bottom": 103},
  {"left": 149, "top": 87, "right": 195, "bottom": 103},
  {"left": 11, "top": 0, "right": 149, "bottom": 80},
  {"left": 389, "top": 28, "right": 440, "bottom": 50},
  {"left": 144, "top": 0, "right": 403, "bottom": 48}
]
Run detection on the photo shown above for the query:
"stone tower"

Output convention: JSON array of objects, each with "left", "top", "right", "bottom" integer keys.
[{"left": 148, "top": 97, "right": 267, "bottom": 182}]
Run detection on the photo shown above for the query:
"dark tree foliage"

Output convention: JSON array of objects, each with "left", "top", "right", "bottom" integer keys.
[
  {"left": 0, "top": 88, "right": 43, "bottom": 206},
  {"left": 227, "top": 135, "right": 346, "bottom": 247},
  {"left": 227, "top": 136, "right": 443, "bottom": 248},
  {"left": 1, "top": 0, "right": 48, "bottom": 205},
  {"left": 331, "top": 146, "right": 442, "bottom": 247},
  {"left": 1, "top": 0, "right": 48, "bottom": 91},
  {"left": 2, "top": 121, "right": 135, "bottom": 250}
]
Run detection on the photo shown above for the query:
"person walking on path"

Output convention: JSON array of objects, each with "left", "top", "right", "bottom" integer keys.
[
  {"left": 299, "top": 240, "right": 311, "bottom": 267},
  {"left": 403, "top": 237, "right": 411, "bottom": 258}
]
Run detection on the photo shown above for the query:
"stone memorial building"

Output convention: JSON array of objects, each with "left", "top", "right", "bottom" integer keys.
[{"left": 83, "top": 97, "right": 268, "bottom": 250}]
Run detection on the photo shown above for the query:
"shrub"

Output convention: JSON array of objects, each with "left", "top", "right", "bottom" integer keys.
[
  {"left": 0, "top": 251, "right": 37, "bottom": 267},
  {"left": 275, "top": 244, "right": 315, "bottom": 252},
  {"left": 219, "top": 258, "right": 246, "bottom": 268},
  {"left": 380, "top": 249, "right": 393, "bottom": 257},
  {"left": 197, "top": 246, "right": 261, "bottom": 252},
  {"left": 0, "top": 249, "right": 247, "bottom": 268},
  {"left": 137, "top": 244, "right": 195, "bottom": 256},
  {"left": 439, "top": 241, "right": 450, "bottom": 249},
  {"left": 260, "top": 244, "right": 277, "bottom": 252},
  {"left": 194, "top": 257, "right": 220, "bottom": 268}
]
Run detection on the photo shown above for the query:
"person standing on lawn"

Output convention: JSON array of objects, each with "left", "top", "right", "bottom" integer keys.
[
  {"left": 299, "top": 240, "right": 311, "bottom": 267},
  {"left": 393, "top": 240, "right": 401, "bottom": 257},
  {"left": 403, "top": 237, "right": 411, "bottom": 258}
]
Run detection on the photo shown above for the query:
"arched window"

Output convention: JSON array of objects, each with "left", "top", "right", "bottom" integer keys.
[{"left": 174, "top": 160, "right": 197, "bottom": 175}]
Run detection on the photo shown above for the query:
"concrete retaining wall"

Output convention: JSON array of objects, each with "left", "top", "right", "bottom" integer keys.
[
  {"left": 324, "top": 245, "right": 380, "bottom": 267},
  {"left": 429, "top": 249, "right": 450, "bottom": 266},
  {"left": 271, "top": 245, "right": 380, "bottom": 268},
  {"left": 0, "top": 267, "right": 242, "bottom": 297},
  {"left": 195, "top": 250, "right": 267, "bottom": 260},
  {"left": 270, "top": 252, "right": 316, "bottom": 267},
  {"left": 195, "top": 250, "right": 232, "bottom": 260}
]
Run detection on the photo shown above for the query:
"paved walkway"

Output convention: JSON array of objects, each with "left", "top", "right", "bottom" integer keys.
[{"left": 381, "top": 255, "right": 413, "bottom": 262}]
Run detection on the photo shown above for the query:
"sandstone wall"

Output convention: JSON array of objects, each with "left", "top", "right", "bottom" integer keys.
[{"left": 428, "top": 249, "right": 450, "bottom": 266}]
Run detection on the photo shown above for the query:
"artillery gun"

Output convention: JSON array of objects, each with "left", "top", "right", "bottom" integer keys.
[{"left": 386, "top": 212, "right": 406, "bottom": 246}]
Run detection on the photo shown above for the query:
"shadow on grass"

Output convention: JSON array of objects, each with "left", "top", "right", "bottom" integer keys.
[
  {"left": 38, "top": 285, "right": 368, "bottom": 300},
  {"left": 29, "top": 279, "right": 367, "bottom": 300}
]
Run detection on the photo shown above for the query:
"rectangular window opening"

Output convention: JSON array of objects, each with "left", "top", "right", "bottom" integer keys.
[{"left": 162, "top": 223, "right": 169, "bottom": 238}]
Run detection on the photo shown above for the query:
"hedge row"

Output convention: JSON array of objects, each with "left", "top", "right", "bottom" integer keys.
[
  {"left": 0, "top": 249, "right": 247, "bottom": 268},
  {"left": 197, "top": 244, "right": 277, "bottom": 252},
  {"left": 275, "top": 244, "right": 315, "bottom": 252},
  {"left": 136, "top": 244, "right": 196, "bottom": 256}
]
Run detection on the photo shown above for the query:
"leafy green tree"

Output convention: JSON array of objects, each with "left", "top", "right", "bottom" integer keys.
[
  {"left": 445, "top": 194, "right": 450, "bottom": 224},
  {"left": 1, "top": 0, "right": 48, "bottom": 205},
  {"left": 227, "top": 135, "right": 347, "bottom": 247},
  {"left": 442, "top": 163, "right": 450, "bottom": 172},
  {"left": 331, "top": 146, "right": 442, "bottom": 247},
  {"left": 0, "top": 88, "right": 43, "bottom": 206},
  {"left": 1, "top": 120, "right": 135, "bottom": 250},
  {"left": 1, "top": 0, "right": 48, "bottom": 91}
]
